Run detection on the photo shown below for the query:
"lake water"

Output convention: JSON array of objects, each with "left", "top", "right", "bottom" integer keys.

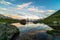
[
  {"left": 15, "top": 23, "right": 52, "bottom": 32},
  {"left": 11, "top": 22, "right": 60, "bottom": 40},
  {"left": 55, "top": 36, "right": 60, "bottom": 40}
]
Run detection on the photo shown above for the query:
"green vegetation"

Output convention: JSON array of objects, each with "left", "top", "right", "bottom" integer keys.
[
  {"left": 47, "top": 30, "right": 60, "bottom": 35},
  {"left": 0, "top": 17, "right": 26, "bottom": 25},
  {"left": 0, "top": 14, "right": 26, "bottom": 25},
  {"left": 41, "top": 10, "right": 60, "bottom": 30},
  {"left": 0, "top": 18, "right": 19, "bottom": 23},
  {"left": 0, "top": 14, "right": 20, "bottom": 40},
  {"left": 20, "top": 19, "right": 26, "bottom": 25},
  {"left": 0, "top": 14, "right": 27, "bottom": 40},
  {"left": 34, "top": 10, "right": 60, "bottom": 30},
  {"left": 0, "top": 18, "right": 26, "bottom": 25},
  {"left": 33, "top": 10, "right": 60, "bottom": 34},
  {"left": 0, "top": 23, "right": 19, "bottom": 40},
  {"left": 0, "top": 14, "right": 19, "bottom": 23}
]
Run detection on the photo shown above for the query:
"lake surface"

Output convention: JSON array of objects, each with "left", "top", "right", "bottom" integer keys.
[
  {"left": 11, "top": 22, "right": 60, "bottom": 40},
  {"left": 14, "top": 23, "right": 52, "bottom": 32},
  {"left": 55, "top": 36, "right": 60, "bottom": 40}
]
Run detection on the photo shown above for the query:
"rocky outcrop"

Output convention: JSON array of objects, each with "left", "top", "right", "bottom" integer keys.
[{"left": 0, "top": 23, "right": 20, "bottom": 40}]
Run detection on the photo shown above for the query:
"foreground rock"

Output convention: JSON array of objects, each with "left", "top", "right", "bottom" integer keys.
[{"left": 0, "top": 23, "right": 19, "bottom": 40}]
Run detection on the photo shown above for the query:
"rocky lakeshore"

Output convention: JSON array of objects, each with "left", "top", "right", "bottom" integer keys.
[{"left": 0, "top": 23, "right": 20, "bottom": 40}]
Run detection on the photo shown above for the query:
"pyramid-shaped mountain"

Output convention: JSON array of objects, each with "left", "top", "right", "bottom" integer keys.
[
  {"left": 42, "top": 10, "right": 60, "bottom": 30},
  {"left": 45, "top": 10, "right": 60, "bottom": 21}
]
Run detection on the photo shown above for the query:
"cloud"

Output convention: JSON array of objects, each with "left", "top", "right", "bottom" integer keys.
[
  {"left": 27, "top": 7, "right": 55, "bottom": 19},
  {"left": 24, "top": 15, "right": 40, "bottom": 19},
  {"left": 0, "top": 0, "right": 55, "bottom": 20},
  {"left": 28, "top": 7, "right": 55, "bottom": 13},
  {"left": 17, "top": 2, "right": 32, "bottom": 10},
  {"left": 47, "top": 10, "right": 55, "bottom": 13},
  {"left": 0, "top": 0, "right": 12, "bottom": 5},
  {"left": 0, "top": 8, "right": 8, "bottom": 10},
  {"left": 28, "top": 8, "right": 45, "bottom": 13}
]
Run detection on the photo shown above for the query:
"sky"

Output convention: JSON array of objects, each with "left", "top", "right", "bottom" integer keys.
[{"left": 0, "top": 0, "right": 60, "bottom": 19}]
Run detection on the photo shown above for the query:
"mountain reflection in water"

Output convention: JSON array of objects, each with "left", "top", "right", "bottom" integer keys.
[
  {"left": 11, "top": 22, "right": 53, "bottom": 33},
  {"left": 11, "top": 22, "right": 54, "bottom": 40}
]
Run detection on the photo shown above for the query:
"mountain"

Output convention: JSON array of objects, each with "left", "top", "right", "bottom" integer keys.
[
  {"left": 0, "top": 14, "right": 26, "bottom": 25},
  {"left": 40, "top": 10, "right": 60, "bottom": 30},
  {"left": 0, "top": 14, "right": 20, "bottom": 40},
  {"left": 0, "top": 14, "right": 27, "bottom": 40},
  {"left": 0, "top": 14, "right": 12, "bottom": 19},
  {"left": 0, "top": 14, "right": 18, "bottom": 23},
  {"left": 33, "top": 10, "right": 60, "bottom": 30},
  {"left": 44, "top": 10, "right": 60, "bottom": 22}
]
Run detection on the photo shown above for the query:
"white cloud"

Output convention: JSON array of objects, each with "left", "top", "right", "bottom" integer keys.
[
  {"left": 28, "top": 8, "right": 45, "bottom": 13},
  {"left": 39, "top": 16, "right": 47, "bottom": 19},
  {"left": 0, "top": 0, "right": 12, "bottom": 5},
  {"left": 0, "top": 8, "right": 8, "bottom": 10},
  {"left": 0, "top": 0, "right": 55, "bottom": 20},
  {"left": 27, "top": 7, "right": 55, "bottom": 19},
  {"left": 24, "top": 15, "right": 40, "bottom": 19},
  {"left": 28, "top": 7, "right": 55, "bottom": 13},
  {"left": 47, "top": 10, "right": 55, "bottom": 13},
  {"left": 17, "top": 2, "right": 32, "bottom": 10}
]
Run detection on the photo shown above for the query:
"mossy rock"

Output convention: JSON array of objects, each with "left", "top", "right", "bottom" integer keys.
[{"left": 0, "top": 23, "right": 19, "bottom": 40}]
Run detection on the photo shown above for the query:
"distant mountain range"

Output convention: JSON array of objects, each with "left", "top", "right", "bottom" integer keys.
[
  {"left": 0, "top": 14, "right": 12, "bottom": 19},
  {"left": 0, "top": 14, "right": 26, "bottom": 25}
]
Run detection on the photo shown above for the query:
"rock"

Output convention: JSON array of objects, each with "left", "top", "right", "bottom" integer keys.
[{"left": 0, "top": 23, "right": 20, "bottom": 40}]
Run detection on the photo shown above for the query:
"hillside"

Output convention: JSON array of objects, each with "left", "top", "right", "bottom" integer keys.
[
  {"left": 0, "top": 14, "right": 18, "bottom": 23},
  {"left": 33, "top": 10, "right": 60, "bottom": 30},
  {"left": 0, "top": 14, "right": 26, "bottom": 25},
  {"left": 0, "top": 14, "right": 20, "bottom": 40},
  {"left": 0, "top": 14, "right": 12, "bottom": 19},
  {"left": 41, "top": 10, "right": 60, "bottom": 30}
]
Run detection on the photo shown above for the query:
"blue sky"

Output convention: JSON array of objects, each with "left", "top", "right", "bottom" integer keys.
[
  {"left": 0, "top": 0, "right": 60, "bottom": 19},
  {"left": 5, "top": 0, "right": 60, "bottom": 10}
]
